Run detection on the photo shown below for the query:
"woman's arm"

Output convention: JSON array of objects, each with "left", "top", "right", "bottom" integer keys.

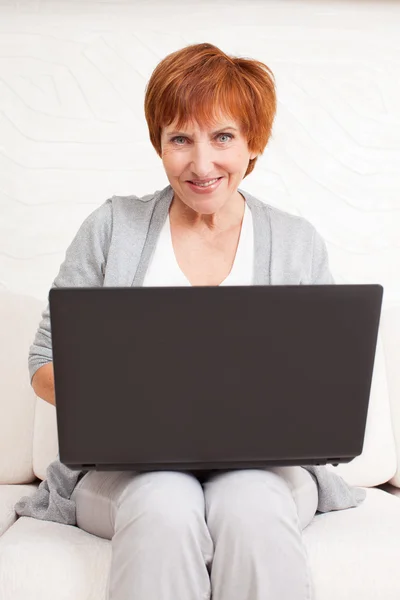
[
  {"left": 309, "top": 227, "right": 335, "bottom": 285},
  {"left": 29, "top": 200, "right": 113, "bottom": 390},
  {"left": 32, "top": 362, "right": 55, "bottom": 406}
]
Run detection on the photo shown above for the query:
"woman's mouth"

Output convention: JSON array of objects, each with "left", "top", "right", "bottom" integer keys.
[{"left": 186, "top": 177, "right": 223, "bottom": 194}]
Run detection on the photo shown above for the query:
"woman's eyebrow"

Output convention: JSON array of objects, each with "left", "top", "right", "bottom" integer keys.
[{"left": 166, "top": 126, "right": 238, "bottom": 136}]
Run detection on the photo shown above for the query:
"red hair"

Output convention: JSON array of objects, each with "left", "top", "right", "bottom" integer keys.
[{"left": 144, "top": 43, "right": 277, "bottom": 178}]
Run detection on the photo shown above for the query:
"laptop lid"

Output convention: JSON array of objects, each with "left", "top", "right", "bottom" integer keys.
[{"left": 49, "top": 285, "right": 383, "bottom": 471}]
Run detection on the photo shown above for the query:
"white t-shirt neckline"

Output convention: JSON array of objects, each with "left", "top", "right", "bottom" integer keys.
[{"left": 143, "top": 202, "right": 254, "bottom": 287}]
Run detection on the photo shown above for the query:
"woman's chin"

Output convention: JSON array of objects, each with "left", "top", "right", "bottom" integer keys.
[
  {"left": 185, "top": 185, "right": 230, "bottom": 212},
  {"left": 187, "top": 196, "right": 226, "bottom": 215}
]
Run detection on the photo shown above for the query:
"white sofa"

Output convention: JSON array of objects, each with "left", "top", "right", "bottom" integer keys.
[{"left": 0, "top": 289, "right": 400, "bottom": 600}]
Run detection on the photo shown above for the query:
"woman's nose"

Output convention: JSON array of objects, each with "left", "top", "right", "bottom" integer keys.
[{"left": 189, "top": 142, "right": 215, "bottom": 178}]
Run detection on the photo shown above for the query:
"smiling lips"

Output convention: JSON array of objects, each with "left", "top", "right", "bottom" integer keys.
[
  {"left": 186, "top": 177, "right": 223, "bottom": 194},
  {"left": 188, "top": 177, "right": 222, "bottom": 187}
]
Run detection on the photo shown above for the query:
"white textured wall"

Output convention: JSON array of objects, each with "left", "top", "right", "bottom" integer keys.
[{"left": 1, "top": 0, "right": 399, "bottom": 308}]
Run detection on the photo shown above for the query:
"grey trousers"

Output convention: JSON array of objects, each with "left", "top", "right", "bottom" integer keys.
[{"left": 71, "top": 466, "right": 318, "bottom": 600}]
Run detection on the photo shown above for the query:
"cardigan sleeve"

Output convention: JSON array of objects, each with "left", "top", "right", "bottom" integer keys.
[
  {"left": 28, "top": 200, "right": 113, "bottom": 381},
  {"left": 309, "top": 227, "right": 335, "bottom": 285}
]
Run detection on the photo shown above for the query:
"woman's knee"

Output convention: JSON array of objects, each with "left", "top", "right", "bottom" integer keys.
[
  {"left": 114, "top": 470, "right": 207, "bottom": 534},
  {"left": 112, "top": 471, "right": 213, "bottom": 565},
  {"left": 204, "top": 469, "right": 299, "bottom": 537},
  {"left": 270, "top": 466, "right": 319, "bottom": 530}
]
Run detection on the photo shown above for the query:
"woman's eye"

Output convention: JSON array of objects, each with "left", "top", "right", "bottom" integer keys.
[
  {"left": 217, "top": 133, "right": 233, "bottom": 143},
  {"left": 171, "top": 136, "right": 186, "bottom": 145},
  {"left": 170, "top": 133, "right": 233, "bottom": 145}
]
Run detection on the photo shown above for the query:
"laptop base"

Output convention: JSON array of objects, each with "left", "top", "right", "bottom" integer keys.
[{"left": 67, "top": 457, "right": 350, "bottom": 471}]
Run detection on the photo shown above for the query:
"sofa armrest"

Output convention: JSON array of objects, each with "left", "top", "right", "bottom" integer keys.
[
  {"left": 0, "top": 483, "right": 40, "bottom": 537},
  {"left": 381, "top": 305, "right": 400, "bottom": 488}
]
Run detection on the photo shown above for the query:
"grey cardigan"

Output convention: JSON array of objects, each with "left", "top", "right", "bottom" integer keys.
[{"left": 15, "top": 185, "right": 366, "bottom": 525}]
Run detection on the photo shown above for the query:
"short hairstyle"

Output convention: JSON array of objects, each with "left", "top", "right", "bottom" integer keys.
[{"left": 144, "top": 42, "right": 277, "bottom": 178}]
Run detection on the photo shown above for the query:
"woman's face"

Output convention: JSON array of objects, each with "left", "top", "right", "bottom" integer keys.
[{"left": 160, "top": 117, "right": 257, "bottom": 215}]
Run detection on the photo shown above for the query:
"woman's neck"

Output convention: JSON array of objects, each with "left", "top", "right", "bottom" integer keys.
[{"left": 169, "top": 190, "right": 245, "bottom": 234}]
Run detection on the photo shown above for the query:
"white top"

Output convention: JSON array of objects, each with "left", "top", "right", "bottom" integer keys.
[{"left": 143, "top": 203, "right": 254, "bottom": 287}]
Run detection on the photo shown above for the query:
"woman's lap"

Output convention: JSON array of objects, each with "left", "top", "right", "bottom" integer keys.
[{"left": 71, "top": 466, "right": 318, "bottom": 541}]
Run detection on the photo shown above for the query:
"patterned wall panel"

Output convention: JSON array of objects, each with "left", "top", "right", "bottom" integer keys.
[{"left": 0, "top": 0, "right": 399, "bottom": 308}]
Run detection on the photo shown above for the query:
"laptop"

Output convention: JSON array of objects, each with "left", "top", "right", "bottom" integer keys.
[{"left": 49, "top": 285, "right": 383, "bottom": 472}]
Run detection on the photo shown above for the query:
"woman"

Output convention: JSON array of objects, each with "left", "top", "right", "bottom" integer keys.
[{"left": 16, "top": 43, "right": 366, "bottom": 600}]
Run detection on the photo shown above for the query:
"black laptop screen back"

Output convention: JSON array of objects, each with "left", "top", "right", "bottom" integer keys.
[{"left": 49, "top": 285, "right": 383, "bottom": 470}]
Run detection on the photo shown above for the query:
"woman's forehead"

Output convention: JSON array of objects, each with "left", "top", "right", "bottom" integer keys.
[{"left": 164, "top": 116, "right": 240, "bottom": 135}]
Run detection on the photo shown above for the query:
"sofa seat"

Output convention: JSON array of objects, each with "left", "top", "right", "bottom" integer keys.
[
  {"left": 303, "top": 488, "right": 400, "bottom": 600},
  {"left": 0, "top": 515, "right": 111, "bottom": 600},
  {"left": 0, "top": 483, "right": 39, "bottom": 536},
  {"left": 0, "top": 488, "right": 398, "bottom": 600}
]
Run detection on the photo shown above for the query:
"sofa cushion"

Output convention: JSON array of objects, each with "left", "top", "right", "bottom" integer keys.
[
  {"left": 0, "top": 516, "right": 111, "bottom": 600},
  {"left": 0, "top": 484, "right": 39, "bottom": 536},
  {"left": 0, "top": 291, "right": 44, "bottom": 484},
  {"left": 380, "top": 305, "right": 400, "bottom": 488},
  {"left": 303, "top": 488, "right": 400, "bottom": 600},
  {"left": 325, "top": 331, "right": 397, "bottom": 487}
]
